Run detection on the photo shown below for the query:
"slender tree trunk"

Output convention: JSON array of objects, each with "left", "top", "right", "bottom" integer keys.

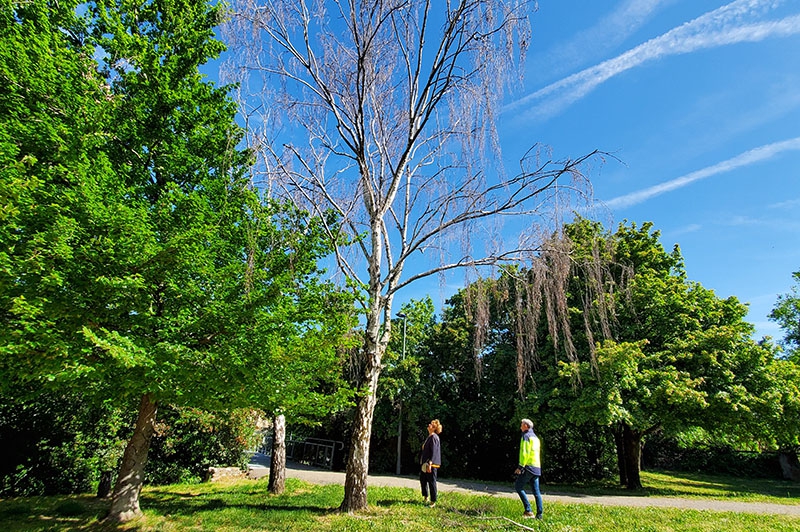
[
  {"left": 778, "top": 450, "right": 800, "bottom": 481},
  {"left": 613, "top": 424, "right": 628, "bottom": 487},
  {"left": 106, "top": 393, "right": 158, "bottom": 523},
  {"left": 622, "top": 424, "right": 643, "bottom": 490},
  {"left": 268, "top": 414, "right": 286, "bottom": 494},
  {"left": 340, "top": 327, "right": 384, "bottom": 512},
  {"left": 395, "top": 402, "right": 402, "bottom": 475},
  {"left": 96, "top": 471, "right": 113, "bottom": 499}
]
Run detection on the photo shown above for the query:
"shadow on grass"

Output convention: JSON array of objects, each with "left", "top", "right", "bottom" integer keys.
[
  {"left": 140, "top": 491, "right": 334, "bottom": 517},
  {"left": 444, "top": 478, "right": 515, "bottom": 496},
  {"left": 373, "top": 498, "right": 425, "bottom": 508},
  {"left": 0, "top": 486, "right": 339, "bottom": 531},
  {"left": 0, "top": 496, "right": 111, "bottom": 531}
]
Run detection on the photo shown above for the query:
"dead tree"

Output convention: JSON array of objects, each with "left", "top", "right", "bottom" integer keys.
[{"left": 224, "top": 0, "right": 598, "bottom": 512}]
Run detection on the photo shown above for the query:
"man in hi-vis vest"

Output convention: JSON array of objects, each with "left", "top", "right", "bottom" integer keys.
[{"left": 513, "top": 418, "right": 543, "bottom": 519}]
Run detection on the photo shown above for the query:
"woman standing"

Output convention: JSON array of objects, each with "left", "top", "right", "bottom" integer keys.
[{"left": 419, "top": 419, "right": 442, "bottom": 507}]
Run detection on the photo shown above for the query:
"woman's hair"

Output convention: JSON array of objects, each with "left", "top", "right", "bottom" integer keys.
[{"left": 430, "top": 419, "right": 443, "bottom": 434}]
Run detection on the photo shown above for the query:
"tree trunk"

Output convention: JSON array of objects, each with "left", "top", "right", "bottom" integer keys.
[
  {"left": 268, "top": 414, "right": 286, "bottom": 494},
  {"left": 106, "top": 393, "right": 158, "bottom": 523},
  {"left": 613, "top": 424, "right": 628, "bottom": 487},
  {"left": 96, "top": 471, "right": 113, "bottom": 499},
  {"left": 395, "top": 401, "right": 402, "bottom": 475},
  {"left": 340, "top": 334, "right": 383, "bottom": 512},
  {"left": 779, "top": 450, "right": 800, "bottom": 481},
  {"left": 622, "top": 424, "right": 643, "bottom": 490}
]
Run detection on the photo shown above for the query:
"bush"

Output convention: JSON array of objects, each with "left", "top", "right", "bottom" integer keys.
[
  {"left": 145, "top": 407, "right": 260, "bottom": 485},
  {"left": 642, "top": 433, "right": 782, "bottom": 478},
  {"left": 541, "top": 425, "right": 617, "bottom": 483},
  {"left": 0, "top": 390, "right": 128, "bottom": 497}
]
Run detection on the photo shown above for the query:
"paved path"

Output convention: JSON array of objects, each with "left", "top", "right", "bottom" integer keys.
[{"left": 247, "top": 454, "right": 800, "bottom": 516}]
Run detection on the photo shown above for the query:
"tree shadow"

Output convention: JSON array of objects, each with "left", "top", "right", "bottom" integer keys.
[
  {"left": 373, "top": 498, "right": 422, "bottom": 507},
  {"left": 139, "top": 491, "right": 334, "bottom": 517}
]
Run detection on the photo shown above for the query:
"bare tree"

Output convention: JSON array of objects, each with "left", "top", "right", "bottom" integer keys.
[{"left": 223, "top": 0, "right": 597, "bottom": 512}]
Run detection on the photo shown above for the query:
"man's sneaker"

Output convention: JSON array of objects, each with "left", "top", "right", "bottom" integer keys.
[
  {"left": 522, "top": 511, "right": 535, "bottom": 518},
  {"left": 536, "top": 514, "right": 543, "bottom": 520}
]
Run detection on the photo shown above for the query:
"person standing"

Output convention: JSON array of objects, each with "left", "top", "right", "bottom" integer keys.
[
  {"left": 419, "top": 419, "right": 442, "bottom": 507},
  {"left": 514, "top": 418, "right": 543, "bottom": 519}
]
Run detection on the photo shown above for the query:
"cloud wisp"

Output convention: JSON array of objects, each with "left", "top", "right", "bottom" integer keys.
[
  {"left": 604, "top": 136, "right": 800, "bottom": 209},
  {"left": 506, "top": 0, "right": 800, "bottom": 121},
  {"left": 528, "top": 0, "right": 673, "bottom": 80}
]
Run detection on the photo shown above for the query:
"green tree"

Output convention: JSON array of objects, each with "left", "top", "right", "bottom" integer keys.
[
  {"left": 770, "top": 271, "right": 800, "bottom": 360},
  {"left": 1, "top": 0, "right": 353, "bottom": 521},
  {"left": 542, "top": 219, "right": 778, "bottom": 489},
  {"left": 763, "top": 359, "right": 800, "bottom": 480},
  {"left": 0, "top": 0, "right": 114, "bottom": 386},
  {"left": 763, "top": 276, "right": 800, "bottom": 479}
]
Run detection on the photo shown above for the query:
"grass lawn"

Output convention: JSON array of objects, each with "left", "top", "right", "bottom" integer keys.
[
  {"left": 0, "top": 472, "right": 798, "bottom": 531},
  {"left": 545, "top": 470, "right": 800, "bottom": 504}
]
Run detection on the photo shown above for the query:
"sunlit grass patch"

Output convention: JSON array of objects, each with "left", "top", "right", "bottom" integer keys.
[{"left": 0, "top": 473, "right": 798, "bottom": 531}]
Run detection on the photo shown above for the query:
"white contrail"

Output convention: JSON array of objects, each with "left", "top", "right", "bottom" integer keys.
[
  {"left": 530, "top": 0, "right": 672, "bottom": 77},
  {"left": 506, "top": 0, "right": 800, "bottom": 121},
  {"left": 604, "top": 137, "right": 800, "bottom": 209}
]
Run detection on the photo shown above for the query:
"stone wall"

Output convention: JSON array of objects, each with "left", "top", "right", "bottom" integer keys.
[{"left": 205, "top": 466, "right": 246, "bottom": 482}]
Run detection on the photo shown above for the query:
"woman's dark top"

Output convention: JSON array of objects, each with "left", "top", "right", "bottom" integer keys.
[{"left": 420, "top": 433, "right": 441, "bottom": 468}]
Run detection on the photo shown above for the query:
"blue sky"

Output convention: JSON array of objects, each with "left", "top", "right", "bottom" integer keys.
[
  {"left": 492, "top": 0, "right": 800, "bottom": 341},
  {"left": 209, "top": 0, "right": 800, "bottom": 342}
]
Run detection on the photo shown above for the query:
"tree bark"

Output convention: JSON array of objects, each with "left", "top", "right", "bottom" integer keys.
[
  {"left": 622, "top": 424, "right": 643, "bottom": 490},
  {"left": 96, "top": 471, "right": 113, "bottom": 499},
  {"left": 779, "top": 450, "right": 800, "bottom": 481},
  {"left": 340, "top": 331, "right": 384, "bottom": 512},
  {"left": 106, "top": 393, "right": 158, "bottom": 523},
  {"left": 613, "top": 424, "right": 628, "bottom": 487},
  {"left": 268, "top": 414, "right": 286, "bottom": 494}
]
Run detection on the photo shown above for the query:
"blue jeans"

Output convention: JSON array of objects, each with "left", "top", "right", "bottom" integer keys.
[{"left": 515, "top": 469, "right": 543, "bottom": 516}]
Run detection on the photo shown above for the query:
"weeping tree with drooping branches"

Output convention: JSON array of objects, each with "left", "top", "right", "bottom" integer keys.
[
  {"left": 477, "top": 218, "right": 783, "bottom": 490},
  {"left": 223, "top": 0, "right": 603, "bottom": 511}
]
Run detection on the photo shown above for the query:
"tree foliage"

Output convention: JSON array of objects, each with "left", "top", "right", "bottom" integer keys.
[
  {"left": 1, "top": 0, "right": 353, "bottom": 519},
  {"left": 413, "top": 218, "right": 786, "bottom": 489},
  {"left": 770, "top": 271, "right": 800, "bottom": 361},
  {"left": 0, "top": 387, "right": 130, "bottom": 497},
  {"left": 535, "top": 219, "right": 780, "bottom": 489}
]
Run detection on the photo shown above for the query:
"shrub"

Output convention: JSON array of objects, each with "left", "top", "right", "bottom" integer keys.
[
  {"left": 642, "top": 433, "right": 782, "bottom": 478},
  {"left": 0, "top": 390, "right": 128, "bottom": 496},
  {"left": 145, "top": 406, "right": 260, "bottom": 485}
]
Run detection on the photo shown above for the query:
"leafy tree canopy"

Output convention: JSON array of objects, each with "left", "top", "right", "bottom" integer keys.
[{"left": 770, "top": 270, "right": 800, "bottom": 361}]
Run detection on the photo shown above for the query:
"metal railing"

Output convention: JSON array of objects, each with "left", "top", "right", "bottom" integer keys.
[{"left": 258, "top": 433, "right": 344, "bottom": 470}]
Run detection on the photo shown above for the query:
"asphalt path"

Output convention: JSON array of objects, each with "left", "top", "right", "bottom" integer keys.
[{"left": 246, "top": 453, "right": 800, "bottom": 516}]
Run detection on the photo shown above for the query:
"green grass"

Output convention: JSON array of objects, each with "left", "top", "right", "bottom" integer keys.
[
  {"left": 0, "top": 473, "right": 798, "bottom": 531},
  {"left": 543, "top": 470, "right": 800, "bottom": 504}
]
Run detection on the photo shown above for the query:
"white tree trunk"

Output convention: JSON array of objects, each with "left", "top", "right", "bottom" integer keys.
[
  {"left": 268, "top": 414, "right": 287, "bottom": 494},
  {"left": 106, "top": 393, "right": 158, "bottom": 523},
  {"left": 340, "top": 363, "right": 381, "bottom": 511},
  {"left": 340, "top": 318, "right": 385, "bottom": 512}
]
